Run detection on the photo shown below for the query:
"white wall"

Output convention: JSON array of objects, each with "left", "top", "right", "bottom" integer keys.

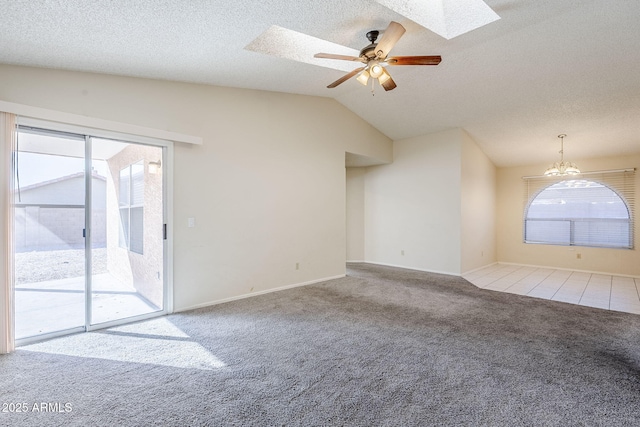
[
  {"left": 346, "top": 167, "right": 365, "bottom": 261},
  {"left": 363, "top": 129, "right": 463, "bottom": 275},
  {"left": 461, "top": 131, "right": 497, "bottom": 273},
  {"left": 0, "top": 64, "right": 392, "bottom": 311},
  {"left": 497, "top": 153, "right": 640, "bottom": 277}
]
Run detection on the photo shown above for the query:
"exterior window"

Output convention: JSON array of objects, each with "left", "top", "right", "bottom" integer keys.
[
  {"left": 119, "top": 161, "right": 144, "bottom": 254},
  {"left": 524, "top": 179, "right": 632, "bottom": 249}
]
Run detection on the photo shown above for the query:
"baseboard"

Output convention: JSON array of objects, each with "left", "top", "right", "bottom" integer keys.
[
  {"left": 346, "top": 260, "right": 366, "bottom": 263},
  {"left": 497, "top": 261, "right": 640, "bottom": 279},
  {"left": 461, "top": 262, "right": 498, "bottom": 276},
  {"left": 175, "top": 274, "right": 346, "bottom": 313},
  {"left": 357, "top": 261, "right": 460, "bottom": 277}
]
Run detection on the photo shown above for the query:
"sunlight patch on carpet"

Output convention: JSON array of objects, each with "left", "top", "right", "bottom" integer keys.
[{"left": 21, "top": 318, "right": 226, "bottom": 370}]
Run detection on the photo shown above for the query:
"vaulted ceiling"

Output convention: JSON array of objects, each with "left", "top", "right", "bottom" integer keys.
[{"left": 1, "top": 1, "right": 639, "bottom": 167}]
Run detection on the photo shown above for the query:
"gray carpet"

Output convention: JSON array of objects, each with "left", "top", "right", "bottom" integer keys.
[{"left": 2, "top": 263, "right": 640, "bottom": 426}]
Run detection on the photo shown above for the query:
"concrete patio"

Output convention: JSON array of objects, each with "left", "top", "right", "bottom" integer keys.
[{"left": 15, "top": 272, "right": 160, "bottom": 339}]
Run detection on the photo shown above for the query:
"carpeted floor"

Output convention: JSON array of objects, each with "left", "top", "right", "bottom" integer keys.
[{"left": 2, "top": 263, "right": 640, "bottom": 426}]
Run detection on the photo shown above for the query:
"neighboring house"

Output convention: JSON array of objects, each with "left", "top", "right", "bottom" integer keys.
[{"left": 14, "top": 171, "right": 106, "bottom": 252}]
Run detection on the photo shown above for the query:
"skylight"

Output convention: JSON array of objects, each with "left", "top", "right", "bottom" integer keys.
[{"left": 375, "top": 0, "right": 500, "bottom": 39}]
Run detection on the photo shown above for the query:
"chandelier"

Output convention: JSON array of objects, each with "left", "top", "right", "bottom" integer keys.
[{"left": 544, "top": 134, "right": 580, "bottom": 176}]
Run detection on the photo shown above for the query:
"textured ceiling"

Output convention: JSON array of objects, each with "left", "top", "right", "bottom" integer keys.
[{"left": 0, "top": 0, "right": 639, "bottom": 167}]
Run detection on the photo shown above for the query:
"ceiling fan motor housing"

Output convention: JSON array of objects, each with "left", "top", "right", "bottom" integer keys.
[
  {"left": 359, "top": 44, "right": 377, "bottom": 60},
  {"left": 360, "top": 30, "right": 380, "bottom": 60}
]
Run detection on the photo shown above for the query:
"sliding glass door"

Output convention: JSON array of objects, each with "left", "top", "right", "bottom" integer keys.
[
  {"left": 14, "top": 126, "right": 166, "bottom": 342},
  {"left": 90, "top": 138, "right": 164, "bottom": 325}
]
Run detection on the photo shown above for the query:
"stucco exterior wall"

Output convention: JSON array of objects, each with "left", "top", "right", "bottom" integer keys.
[{"left": 106, "top": 144, "right": 164, "bottom": 308}]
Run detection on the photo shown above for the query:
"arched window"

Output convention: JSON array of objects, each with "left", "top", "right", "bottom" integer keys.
[{"left": 524, "top": 179, "right": 633, "bottom": 249}]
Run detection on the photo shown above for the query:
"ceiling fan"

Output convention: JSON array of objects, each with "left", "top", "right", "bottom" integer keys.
[{"left": 314, "top": 21, "right": 441, "bottom": 91}]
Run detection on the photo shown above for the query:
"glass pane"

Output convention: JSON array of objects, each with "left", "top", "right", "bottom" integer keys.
[
  {"left": 119, "top": 166, "right": 129, "bottom": 207},
  {"left": 119, "top": 207, "right": 129, "bottom": 249},
  {"left": 573, "top": 220, "right": 631, "bottom": 248},
  {"left": 528, "top": 180, "right": 629, "bottom": 219},
  {"left": 525, "top": 220, "right": 570, "bottom": 245},
  {"left": 130, "top": 207, "right": 144, "bottom": 254},
  {"left": 91, "top": 138, "right": 164, "bottom": 325},
  {"left": 131, "top": 161, "right": 144, "bottom": 205},
  {"left": 14, "top": 131, "right": 86, "bottom": 339}
]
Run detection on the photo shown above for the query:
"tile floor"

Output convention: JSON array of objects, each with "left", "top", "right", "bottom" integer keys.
[{"left": 463, "top": 264, "right": 640, "bottom": 315}]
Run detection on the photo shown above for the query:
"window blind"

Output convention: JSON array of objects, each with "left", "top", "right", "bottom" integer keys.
[{"left": 522, "top": 169, "right": 636, "bottom": 249}]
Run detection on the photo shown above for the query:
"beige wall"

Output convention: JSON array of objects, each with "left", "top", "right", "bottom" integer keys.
[
  {"left": 363, "top": 129, "right": 464, "bottom": 275},
  {"left": 497, "top": 154, "right": 640, "bottom": 276},
  {"left": 359, "top": 128, "right": 496, "bottom": 275},
  {"left": 346, "top": 167, "right": 365, "bottom": 261},
  {"left": 461, "top": 131, "right": 497, "bottom": 273},
  {"left": 0, "top": 64, "right": 392, "bottom": 311}
]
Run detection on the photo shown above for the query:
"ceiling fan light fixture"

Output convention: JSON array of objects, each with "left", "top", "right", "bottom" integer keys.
[
  {"left": 357, "top": 70, "right": 370, "bottom": 85},
  {"left": 378, "top": 69, "right": 391, "bottom": 84},
  {"left": 543, "top": 134, "right": 580, "bottom": 176},
  {"left": 369, "top": 62, "right": 383, "bottom": 78}
]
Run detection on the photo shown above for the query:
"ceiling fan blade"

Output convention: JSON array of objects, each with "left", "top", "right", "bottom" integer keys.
[
  {"left": 315, "top": 53, "right": 363, "bottom": 62},
  {"left": 374, "top": 21, "right": 406, "bottom": 60},
  {"left": 381, "top": 75, "right": 397, "bottom": 91},
  {"left": 327, "top": 67, "right": 365, "bottom": 88},
  {"left": 387, "top": 56, "right": 442, "bottom": 66}
]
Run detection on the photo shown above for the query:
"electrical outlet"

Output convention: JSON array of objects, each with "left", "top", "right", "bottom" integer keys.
[
  {"left": 577, "top": 253, "right": 582, "bottom": 259},
  {"left": 296, "top": 262, "right": 299, "bottom": 270},
  {"left": 401, "top": 250, "right": 405, "bottom": 256}
]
